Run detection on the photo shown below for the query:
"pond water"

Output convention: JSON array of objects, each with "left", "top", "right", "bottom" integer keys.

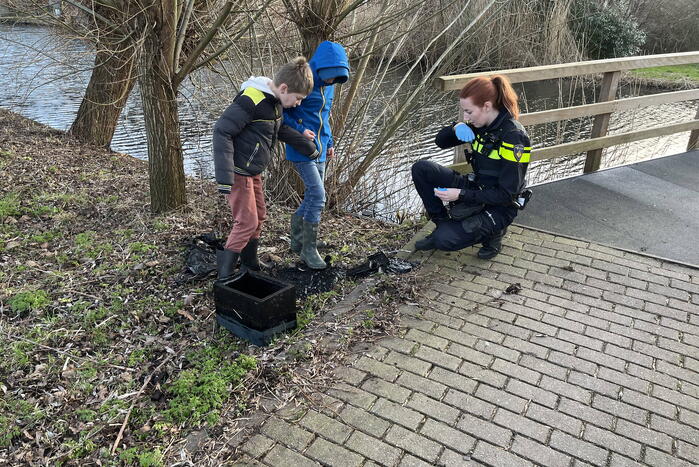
[{"left": 1, "top": 23, "right": 696, "bottom": 218}]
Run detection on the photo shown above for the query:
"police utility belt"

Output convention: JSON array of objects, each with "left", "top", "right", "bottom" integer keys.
[{"left": 446, "top": 175, "right": 532, "bottom": 221}]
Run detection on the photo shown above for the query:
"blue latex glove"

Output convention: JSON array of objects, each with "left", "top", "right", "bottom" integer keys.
[{"left": 454, "top": 122, "right": 475, "bottom": 143}]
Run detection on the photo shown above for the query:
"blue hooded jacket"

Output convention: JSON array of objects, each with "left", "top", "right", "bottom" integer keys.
[{"left": 284, "top": 41, "right": 350, "bottom": 162}]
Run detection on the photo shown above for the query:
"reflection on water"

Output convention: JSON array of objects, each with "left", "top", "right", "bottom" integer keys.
[{"left": 1, "top": 24, "right": 697, "bottom": 219}]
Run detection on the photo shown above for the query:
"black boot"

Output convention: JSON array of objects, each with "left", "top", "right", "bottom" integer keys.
[
  {"left": 216, "top": 248, "right": 240, "bottom": 283},
  {"left": 414, "top": 212, "right": 448, "bottom": 251},
  {"left": 478, "top": 228, "right": 507, "bottom": 260},
  {"left": 240, "top": 238, "right": 261, "bottom": 271}
]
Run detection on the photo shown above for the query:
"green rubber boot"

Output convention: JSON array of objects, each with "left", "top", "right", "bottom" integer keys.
[
  {"left": 301, "top": 221, "right": 327, "bottom": 270},
  {"left": 290, "top": 214, "right": 304, "bottom": 253}
]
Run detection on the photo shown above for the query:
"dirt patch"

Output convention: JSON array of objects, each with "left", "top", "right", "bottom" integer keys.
[{"left": 0, "top": 109, "right": 424, "bottom": 465}]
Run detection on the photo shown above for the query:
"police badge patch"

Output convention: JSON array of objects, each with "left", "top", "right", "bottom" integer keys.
[{"left": 514, "top": 144, "right": 525, "bottom": 162}]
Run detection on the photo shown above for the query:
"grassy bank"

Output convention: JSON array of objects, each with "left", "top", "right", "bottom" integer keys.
[
  {"left": 0, "top": 110, "right": 421, "bottom": 465},
  {"left": 629, "top": 64, "right": 699, "bottom": 87}
]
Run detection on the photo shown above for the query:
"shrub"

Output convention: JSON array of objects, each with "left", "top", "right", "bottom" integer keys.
[{"left": 569, "top": 0, "right": 646, "bottom": 59}]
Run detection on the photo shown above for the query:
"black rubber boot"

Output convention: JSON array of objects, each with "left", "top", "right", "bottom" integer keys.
[
  {"left": 301, "top": 221, "right": 327, "bottom": 269},
  {"left": 414, "top": 235, "right": 437, "bottom": 251},
  {"left": 290, "top": 214, "right": 304, "bottom": 253},
  {"left": 216, "top": 249, "right": 240, "bottom": 283},
  {"left": 240, "top": 238, "right": 261, "bottom": 271},
  {"left": 478, "top": 228, "right": 507, "bottom": 260},
  {"left": 414, "top": 212, "right": 448, "bottom": 251}
]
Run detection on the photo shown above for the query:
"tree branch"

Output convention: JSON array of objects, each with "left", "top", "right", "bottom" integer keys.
[
  {"left": 173, "top": 0, "right": 195, "bottom": 71},
  {"left": 174, "top": 0, "right": 235, "bottom": 86}
]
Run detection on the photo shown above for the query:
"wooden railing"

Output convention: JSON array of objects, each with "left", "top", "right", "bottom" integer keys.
[{"left": 435, "top": 51, "right": 699, "bottom": 174}]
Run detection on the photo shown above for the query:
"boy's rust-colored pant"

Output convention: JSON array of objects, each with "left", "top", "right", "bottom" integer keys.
[{"left": 224, "top": 173, "right": 266, "bottom": 252}]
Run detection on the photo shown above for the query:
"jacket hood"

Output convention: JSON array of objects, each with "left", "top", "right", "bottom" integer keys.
[
  {"left": 309, "top": 41, "right": 350, "bottom": 83},
  {"left": 240, "top": 76, "right": 274, "bottom": 95}
]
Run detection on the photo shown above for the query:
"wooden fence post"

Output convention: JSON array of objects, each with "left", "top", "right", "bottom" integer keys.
[
  {"left": 688, "top": 104, "right": 699, "bottom": 151},
  {"left": 584, "top": 71, "right": 620, "bottom": 173}
]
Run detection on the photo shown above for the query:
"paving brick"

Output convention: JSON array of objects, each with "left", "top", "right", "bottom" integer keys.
[
  {"left": 241, "top": 434, "right": 275, "bottom": 458},
  {"left": 556, "top": 249, "right": 593, "bottom": 266},
  {"left": 493, "top": 408, "right": 550, "bottom": 442},
  {"left": 384, "top": 350, "right": 432, "bottom": 376},
  {"left": 550, "top": 430, "right": 608, "bottom": 465},
  {"left": 576, "top": 347, "right": 626, "bottom": 372},
  {"left": 565, "top": 309, "right": 610, "bottom": 330},
  {"left": 540, "top": 375, "right": 592, "bottom": 404},
  {"left": 591, "top": 259, "right": 629, "bottom": 276},
  {"left": 345, "top": 431, "right": 401, "bottom": 466},
  {"left": 461, "top": 322, "right": 507, "bottom": 344},
  {"left": 439, "top": 448, "right": 475, "bottom": 467},
  {"left": 567, "top": 371, "right": 620, "bottom": 398},
  {"left": 489, "top": 320, "right": 532, "bottom": 340},
  {"left": 534, "top": 254, "right": 572, "bottom": 270},
  {"left": 502, "top": 336, "right": 550, "bottom": 358},
  {"left": 456, "top": 412, "right": 513, "bottom": 447},
  {"left": 474, "top": 383, "right": 527, "bottom": 413},
  {"left": 446, "top": 342, "right": 493, "bottom": 368},
  {"left": 563, "top": 280, "right": 604, "bottom": 298},
  {"left": 475, "top": 339, "right": 521, "bottom": 363},
  {"left": 656, "top": 337, "right": 697, "bottom": 360},
  {"left": 401, "top": 316, "right": 436, "bottom": 332},
  {"left": 443, "top": 388, "right": 496, "bottom": 418},
  {"left": 677, "top": 440, "right": 699, "bottom": 464},
  {"left": 328, "top": 383, "right": 377, "bottom": 409},
  {"left": 461, "top": 365, "right": 508, "bottom": 389},
  {"left": 602, "top": 291, "right": 644, "bottom": 310},
  {"left": 515, "top": 316, "right": 560, "bottom": 336},
  {"left": 502, "top": 300, "right": 545, "bottom": 320},
  {"left": 652, "top": 385, "right": 697, "bottom": 413},
  {"left": 534, "top": 283, "right": 575, "bottom": 300},
  {"left": 607, "top": 322, "right": 656, "bottom": 343},
  {"left": 609, "top": 453, "right": 644, "bottom": 467},
  {"left": 559, "top": 397, "right": 614, "bottom": 429},
  {"left": 414, "top": 345, "right": 461, "bottom": 371},
  {"left": 557, "top": 329, "right": 603, "bottom": 352},
  {"left": 583, "top": 425, "right": 641, "bottom": 460},
  {"left": 432, "top": 325, "right": 478, "bottom": 347},
  {"left": 511, "top": 435, "right": 572, "bottom": 466},
  {"left": 507, "top": 379, "right": 558, "bottom": 408},
  {"left": 263, "top": 444, "right": 319, "bottom": 466},
  {"left": 671, "top": 278, "right": 699, "bottom": 294},
  {"left": 628, "top": 362, "right": 681, "bottom": 389},
  {"left": 607, "top": 273, "right": 647, "bottom": 290},
  {"left": 306, "top": 437, "right": 364, "bottom": 467},
  {"left": 616, "top": 419, "right": 673, "bottom": 452},
  {"left": 361, "top": 377, "right": 411, "bottom": 404},
  {"left": 261, "top": 417, "right": 314, "bottom": 451},
  {"left": 407, "top": 392, "right": 460, "bottom": 425},
  {"left": 629, "top": 268, "right": 670, "bottom": 286},
  {"left": 404, "top": 329, "right": 448, "bottom": 350},
  {"left": 596, "top": 367, "right": 649, "bottom": 393},
  {"left": 542, "top": 312, "right": 586, "bottom": 334},
  {"left": 396, "top": 371, "right": 447, "bottom": 400},
  {"left": 417, "top": 309, "right": 464, "bottom": 330},
  {"left": 333, "top": 366, "right": 367, "bottom": 385},
  {"left": 584, "top": 327, "right": 632, "bottom": 349},
  {"left": 384, "top": 425, "right": 442, "bottom": 464},
  {"left": 492, "top": 358, "right": 541, "bottom": 385},
  {"left": 648, "top": 282, "right": 691, "bottom": 301},
  {"left": 517, "top": 354, "right": 564, "bottom": 380},
  {"left": 526, "top": 402, "right": 583, "bottom": 435},
  {"left": 593, "top": 395, "right": 649, "bottom": 424},
  {"left": 472, "top": 441, "right": 534, "bottom": 467},
  {"left": 354, "top": 357, "right": 401, "bottom": 382},
  {"left": 644, "top": 301, "right": 688, "bottom": 321},
  {"left": 660, "top": 317, "right": 699, "bottom": 338},
  {"left": 644, "top": 447, "right": 694, "bottom": 467},
  {"left": 632, "top": 340, "right": 681, "bottom": 365},
  {"left": 299, "top": 410, "right": 353, "bottom": 444},
  {"left": 430, "top": 366, "right": 479, "bottom": 393},
  {"left": 548, "top": 351, "right": 597, "bottom": 375},
  {"left": 589, "top": 308, "right": 633, "bottom": 326},
  {"left": 419, "top": 418, "right": 476, "bottom": 455},
  {"left": 339, "top": 404, "right": 390, "bottom": 438},
  {"left": 370, "top": 398, "right": 424, "bottom": 430},
  {"left": 398, "top": 454, "right": 433, "bottom": 467},
  {"left": 621, "top": 390, "right": 675, "bottom": 418},
  {"left": 526, "top": 269, "right": 564, "bottom": 287},
  {"left": 626, "top": 287, "right": 668, "bottom": 306}
]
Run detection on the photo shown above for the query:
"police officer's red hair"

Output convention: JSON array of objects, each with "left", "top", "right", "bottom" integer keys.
[{"left": 459, "top": 75, "right": 520, "bottom": 120}]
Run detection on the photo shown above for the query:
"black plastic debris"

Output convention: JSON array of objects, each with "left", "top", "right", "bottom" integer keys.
[
  {"left": 271, "top": 264, "right": 343, "bottom": 298},
  {"left": 181, "top": 233, "right": 222, "bottom": 280},
  {"left": 505, "top": 283, "right": 522, "bottom": 294},
  {"left": 346, "top": 251, "right": 414, "bottom": 278},
  {"left": 214, "top": 270, "right": 297, "bottom": 346}
]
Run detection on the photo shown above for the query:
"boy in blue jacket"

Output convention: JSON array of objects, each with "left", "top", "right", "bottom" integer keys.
[{"left": 283, "top": 41, "right": 350, "bottom": 269}]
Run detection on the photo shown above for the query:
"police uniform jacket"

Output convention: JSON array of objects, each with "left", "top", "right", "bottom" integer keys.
[
  {"left": 435, "top": 109, "right": 531, "bottom": 227},
  {"left": 213, "top": 77, "right": 318, "bottom": 190}
]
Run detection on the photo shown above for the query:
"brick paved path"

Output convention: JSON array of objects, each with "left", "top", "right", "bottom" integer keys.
[{"left": 238, "top": 225, "right": 699, "bottom": 466}]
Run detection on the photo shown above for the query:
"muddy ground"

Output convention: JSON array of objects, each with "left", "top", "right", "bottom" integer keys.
[{"left": 0, "top": 109, "right": 426, "bottom": 465}]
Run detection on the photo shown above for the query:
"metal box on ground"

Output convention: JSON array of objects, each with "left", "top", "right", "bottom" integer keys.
[{"left": 213, "top": 270, "right": 296, "bottom": 346}]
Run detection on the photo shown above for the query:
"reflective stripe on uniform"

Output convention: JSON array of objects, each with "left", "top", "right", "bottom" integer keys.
[{"left": 500, "top": 141, "right": 531, "bottom": 163}]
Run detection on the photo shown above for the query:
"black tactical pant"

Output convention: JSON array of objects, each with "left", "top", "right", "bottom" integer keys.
[{"left": 411, "top": 159, "right": 502, "bottom": 252}]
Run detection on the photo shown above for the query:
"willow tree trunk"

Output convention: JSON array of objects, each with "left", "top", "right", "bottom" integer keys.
[
  {"left": 139, "top": 31, "right": 186, "bottom": 214},
  {"left": 68, "top": 41, "right": 137, "bottom": 147}
]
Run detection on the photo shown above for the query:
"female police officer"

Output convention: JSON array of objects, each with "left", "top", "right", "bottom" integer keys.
[{"left": 411, "top": 74, "right": 531, "bottom": 259}]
